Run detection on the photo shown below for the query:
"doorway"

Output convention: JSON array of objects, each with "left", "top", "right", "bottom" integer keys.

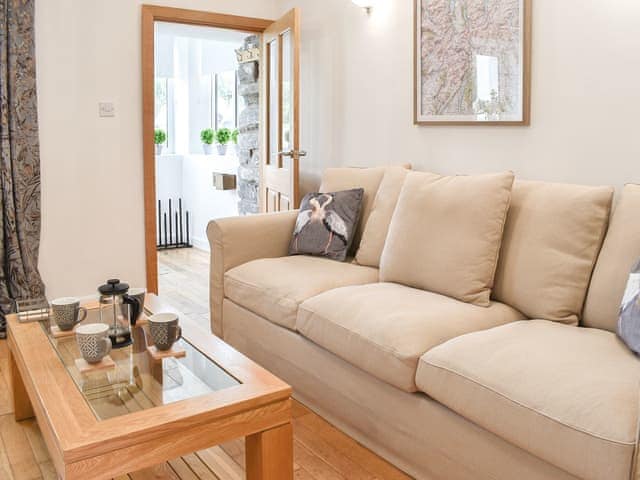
[
  {"left": 153, "top": 21, "right": 252, "bottom": 323},
  {"left": 142, "top": 6, "right": 302, "bottom": 325}
]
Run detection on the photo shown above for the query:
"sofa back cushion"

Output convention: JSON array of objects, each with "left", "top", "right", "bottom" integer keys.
[
  {"left": 320, "top": 165, "right": 410, "bottom": 255},
  {"left": 355, "top": 167, "right": 409, "bottom": 267},
  {"left": 380, "top": 171, "right": 514, "bottom": 307},
  {"left": 320, "top": 167, "right": 386, "bottom": 255},
  {"left": 492, "top": 181, "right": 613, "bottom": 325},
  {"left": 583, "top": 184, "right": 640, "bottom": 332}
]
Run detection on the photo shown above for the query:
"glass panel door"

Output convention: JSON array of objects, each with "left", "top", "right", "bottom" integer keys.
[{"left": 261, "top": 9, "right": 301, "bottom": 212}]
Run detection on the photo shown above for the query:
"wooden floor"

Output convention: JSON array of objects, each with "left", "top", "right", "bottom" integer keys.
[
  {"left": 158, "top": 248, "right": 211, "bottom": 329},
  {"left": 0, "top": 250, "right": 413, "bottom": 479}
]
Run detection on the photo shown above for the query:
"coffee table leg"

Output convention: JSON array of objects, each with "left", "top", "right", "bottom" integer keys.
[
  {"left": 9, "top": 347, "right": 34, "bottom": 421},
  {"left": 246, "top": 422, "right": 293, "bottom": 480}
]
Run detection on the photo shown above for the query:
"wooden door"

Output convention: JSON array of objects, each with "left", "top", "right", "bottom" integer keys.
[{"left": 261, "top": 8, "right": 304, "bottom": 212}]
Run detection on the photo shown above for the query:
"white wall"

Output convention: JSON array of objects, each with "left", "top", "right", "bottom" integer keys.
[
  {"left": 156, "top": 155, "right": 183, "bottom": 204},
  {"left": 35, "top": 0, "right": 640, "bottom": 299},
  {"left": 181, "top": 154, "right": 239, "bottom": 250},
  {"left": 156, "top": 153, "right": 239, "bottom": 251},
  {"left": 36, "top": 0, "right": 277, "bottom": 299},
  {"left": 275, "top": 0, "right": 640, "bottom": 194}
]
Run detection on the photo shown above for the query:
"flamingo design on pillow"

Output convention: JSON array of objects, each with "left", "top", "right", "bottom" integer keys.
[
  {"left": 289, "top": 188, "right": 364, "bottom": 261},
  {"left": 294, "top": 195, "right": 348, "bottom": 248}
]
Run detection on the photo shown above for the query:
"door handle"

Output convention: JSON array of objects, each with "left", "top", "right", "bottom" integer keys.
[{"left": 278, "top": 150, "right": 307, "bottom": 158}]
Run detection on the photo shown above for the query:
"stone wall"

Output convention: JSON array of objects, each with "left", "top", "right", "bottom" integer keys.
[{"left": 236, "top": 35, "right": 260, "bottom": 215}]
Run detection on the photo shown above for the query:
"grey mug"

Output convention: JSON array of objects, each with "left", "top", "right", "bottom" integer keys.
[
  {"left": 127, "top": 288, "right": 146, "bottom": 322},
  {"left": 148, "top": 313, "right": 182, "bottom": 351},
  {"left": 51, "top": 297, "right": 87, "bottom": 331},
  {"left": 76, "top": 323, "right": 112, "bottom": 364}
]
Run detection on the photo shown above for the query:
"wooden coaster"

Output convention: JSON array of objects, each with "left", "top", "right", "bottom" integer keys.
[
  {"left": 135, "top": 313, "right": 150, "bottom": 326},
  {"left": 146, "top": 344, "right": 186, "bottom": 361},
  {"left": 51, "top": 325, "right": 76, "bottom": 339},
  {"left": 74, "top": 355, "right": 116, "bottom": 374}
]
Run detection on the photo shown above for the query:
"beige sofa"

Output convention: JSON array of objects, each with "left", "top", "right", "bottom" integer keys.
[{"left": 207, "top": 166, "right": 640, "bottom": 480}]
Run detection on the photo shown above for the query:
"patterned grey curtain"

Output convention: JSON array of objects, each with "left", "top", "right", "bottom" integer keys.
[{"left": 0, "top": 0, "right": 45, "bottom": 335}]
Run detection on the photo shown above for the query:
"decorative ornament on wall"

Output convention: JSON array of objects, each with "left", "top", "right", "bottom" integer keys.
[
  {"left": 414, "top": 0, "right": 531, "bottom": 125},
  {"left": 235, "top": 46, "right": 260, "bottom": 64}
]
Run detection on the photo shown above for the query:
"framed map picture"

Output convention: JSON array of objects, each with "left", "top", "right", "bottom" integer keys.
[{"left": 414, "top": 0, "right": 531, "bottom": 125}]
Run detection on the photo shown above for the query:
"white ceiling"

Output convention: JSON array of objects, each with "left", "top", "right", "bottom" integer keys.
[{"left": 155, "top": 21, "right": 252, "bottom": 45}]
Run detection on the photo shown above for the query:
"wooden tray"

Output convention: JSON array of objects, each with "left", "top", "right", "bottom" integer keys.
[
  {"left": 74, "top": 355, "right": 116, "bottom": 374},
  {"left": 146, "top": 344, "right": 186, "bottom": 361}
]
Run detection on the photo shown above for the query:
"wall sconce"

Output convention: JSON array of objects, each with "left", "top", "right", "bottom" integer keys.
[{"left": 352, "top": 0, "right": 374, "bottom": 14}]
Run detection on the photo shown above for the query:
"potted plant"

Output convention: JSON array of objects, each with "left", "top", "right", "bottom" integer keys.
[
  {"left": 231, "top": 129, "right": 239, "bottom": 154},
  {"left": 200, "top": 128, "right": 214, "bottom": 155},
  {"left": 154, "top": 129, "right": 167, "bottom": 155},
  {"left": 215, "top": 128, "right": 232, "bottom": 155}
]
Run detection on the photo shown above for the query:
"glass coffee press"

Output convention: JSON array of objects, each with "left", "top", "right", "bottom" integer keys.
[{"left": 98, "top": 279, "right": 141, "bottom": 348}]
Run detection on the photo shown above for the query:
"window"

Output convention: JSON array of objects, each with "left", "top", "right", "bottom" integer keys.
[
  {"left": 154, "top": 77, "right": 175, "bottom": 153},
  {"left": 155, "top": 77, "right": 168, "bottom": 144},
  {"left": 155, "top": 69, "right": 243, "bottom": 155},
  {"left": 211, "top": 70, "right": 243, "bottom": 131},
  {"left": 215, "top": 71, "right": 237, "bottom": 130}
]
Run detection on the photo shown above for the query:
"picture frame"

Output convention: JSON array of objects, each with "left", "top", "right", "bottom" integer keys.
[{"left": 414, "top": 0, "right": 532, "bottom": 126}]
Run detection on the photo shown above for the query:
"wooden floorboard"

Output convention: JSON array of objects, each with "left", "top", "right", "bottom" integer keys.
[
  {"left": 0, "top": 251, "right": 413, "bottom": 479},
  {"left": 158, "top": 248, "right": 211, "bottom": 329}
]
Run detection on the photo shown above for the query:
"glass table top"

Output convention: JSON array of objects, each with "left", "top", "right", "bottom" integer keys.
[{"left": 41, "top": 308, "right": 240, "bottom": 421}]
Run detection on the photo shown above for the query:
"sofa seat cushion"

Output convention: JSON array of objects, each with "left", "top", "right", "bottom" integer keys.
[
  {"left": 416, "top": 320, "right": 640, "bottom": 480},
  {"left": 224, "top": 256, "right": 378, "bottom": 331},
  {"left": 297, "top": 283, "right": 525, "bottom": 392}
]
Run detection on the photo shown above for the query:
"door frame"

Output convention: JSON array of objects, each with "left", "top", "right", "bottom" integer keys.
[{"left": 141, "top": 5, "right": 273, "bottom": 294}]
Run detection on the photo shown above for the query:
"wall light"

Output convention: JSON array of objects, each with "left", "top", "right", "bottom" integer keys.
[{"left": 352, "top": 0, "right": 374, "bottom": 14}]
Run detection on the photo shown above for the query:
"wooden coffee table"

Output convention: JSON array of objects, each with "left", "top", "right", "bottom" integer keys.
[{"left": 7, "top": 294, "right": 293, "bottom": 479}]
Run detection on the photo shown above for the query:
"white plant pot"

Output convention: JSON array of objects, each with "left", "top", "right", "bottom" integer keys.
[
  {"left": 216, "top": 144, "right": 228, "bottom": 156},
  {"left": 155, "top": 144, "right": 163, "bottom": 155},
  {"left": 203, "top": 143, "right": 213, "bottom": 155}
]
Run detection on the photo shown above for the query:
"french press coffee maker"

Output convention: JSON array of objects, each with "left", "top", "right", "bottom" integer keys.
[{"left": 98, "top": 279, "right": 141, "bottom": 348}]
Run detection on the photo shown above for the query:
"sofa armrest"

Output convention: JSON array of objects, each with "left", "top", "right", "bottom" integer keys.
[{"left": 207, "top": 210, "right": 299, "bottom": 336}]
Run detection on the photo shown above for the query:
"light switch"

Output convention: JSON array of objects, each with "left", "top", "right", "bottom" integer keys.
[{"left": 98, "top": 102, "right": 115, "bottom": 117}]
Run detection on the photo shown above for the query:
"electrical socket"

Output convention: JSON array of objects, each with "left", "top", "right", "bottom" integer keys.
[{"left": 98, "top": 102, "right": 115, "bottom": 117}]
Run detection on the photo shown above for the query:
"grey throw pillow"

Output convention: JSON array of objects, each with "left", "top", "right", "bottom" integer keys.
[
  {"left": 618, "top": 259, "right": 640, "bottom": 354},
  {"left": 289, "top": 188, "right": 364, "bottom": 261}
]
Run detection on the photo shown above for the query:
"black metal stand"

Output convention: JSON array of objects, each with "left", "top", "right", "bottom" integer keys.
[{"left": 157, "top": 198, "right": 193, "bottom": 250}]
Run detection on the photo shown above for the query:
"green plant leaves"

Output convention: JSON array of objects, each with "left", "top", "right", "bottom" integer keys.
[
  {"left": 200, "top": 128, "right": 214, "bottom": 145},
  {"left": 215, "top": 128, "right": 232, "bottom": 145},
  {"left": 154, "top": 129, "right": 167, "bottom": 144}
]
